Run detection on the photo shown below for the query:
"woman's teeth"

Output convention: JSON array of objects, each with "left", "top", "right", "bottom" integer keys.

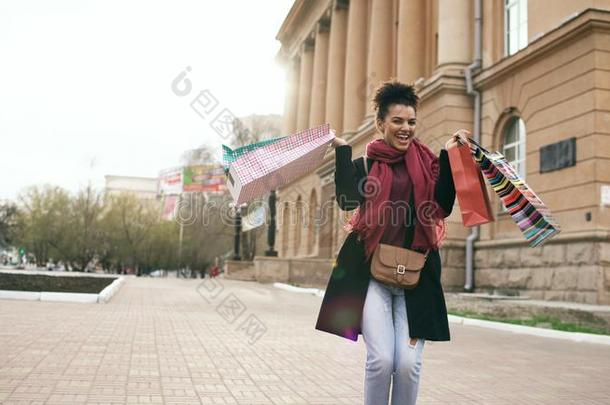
[{"left": 396, "top": 134, "right": 410, "bottom": 140}]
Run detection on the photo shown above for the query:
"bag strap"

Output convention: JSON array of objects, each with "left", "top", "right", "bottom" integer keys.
[{"left": 466, "top": 137, "right": 489, "bottom": 153}]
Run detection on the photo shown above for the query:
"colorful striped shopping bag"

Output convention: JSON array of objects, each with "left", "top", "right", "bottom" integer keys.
[{"left": 468, "top": 138, "right": 561, "bottom": 247}]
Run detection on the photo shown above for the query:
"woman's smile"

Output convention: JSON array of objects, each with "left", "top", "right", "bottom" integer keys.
[
  {"left": 378, "top": 104, "right": 417, "bottom": 151},
  {"left": 395, "top": 132, "right": 412, "bottom": 144}
]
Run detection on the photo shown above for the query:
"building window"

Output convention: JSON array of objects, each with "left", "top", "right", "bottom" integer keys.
[
  {"left": 281, "top": 202, "right": 290, "bottom": 257},
  {"left": 307, "top": 189, "right": 318, "bottom": 255},
  {"left": 500, "top": 117, "right": 526, "bottom": 212},
  {"left": 502, "top": 117, "right": 526, "bottom": 179},
  {"left": 505, "top": 0, "right": 528, "bottom": 56},
  {"left": 294, "top": 196, "right": 303, "bottom": 256}
]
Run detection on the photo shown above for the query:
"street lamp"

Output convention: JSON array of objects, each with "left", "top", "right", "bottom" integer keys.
[
  {"left": 265, "top": 190, "right": 278, "bottom": 257},
  {"left": 232, "top": 202, "right": 246, "bottom": 260}
]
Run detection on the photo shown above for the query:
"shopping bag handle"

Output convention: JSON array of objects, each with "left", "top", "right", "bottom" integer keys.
[{"left": 466, "top": 137, "right": 491, "bottom": 154}]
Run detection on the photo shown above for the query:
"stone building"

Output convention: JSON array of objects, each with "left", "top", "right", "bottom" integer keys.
[
  {"left": 270, "top": 0, "right": 610, "bottom": 305},
  {"left": 104, "top": 175, "right": 159, "bottom": 201}
]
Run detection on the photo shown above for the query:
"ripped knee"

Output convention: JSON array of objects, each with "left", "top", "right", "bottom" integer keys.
[{"left": 409, "top": 338, "right": 417, "bottom": 347}]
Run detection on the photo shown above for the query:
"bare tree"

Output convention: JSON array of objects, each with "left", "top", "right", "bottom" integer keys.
[
  {"left": 17, "top": 185, "right": 72, "bottom": 266},
  {"left": 230, "top": 114, "right": 282, "bottom": 147},
  {"left": 0, "top": 201, "right": 19, "bottom": 249}
]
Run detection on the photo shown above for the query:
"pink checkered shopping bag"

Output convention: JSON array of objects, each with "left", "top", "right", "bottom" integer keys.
[{"left": 226, "top": 123, "right": 335, "bottom": 204}]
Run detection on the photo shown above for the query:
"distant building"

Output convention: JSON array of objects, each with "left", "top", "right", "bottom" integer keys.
[{"left": 104, "top": 175, "right": 158, "bottom": 200}]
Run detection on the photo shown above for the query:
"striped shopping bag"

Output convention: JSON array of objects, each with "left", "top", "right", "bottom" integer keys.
[
  {"left": 468, "top": 138, "right": 561, "bottom": 247},
  {"left": 222, "top": 136, "right": 287, "bottom": 172}
]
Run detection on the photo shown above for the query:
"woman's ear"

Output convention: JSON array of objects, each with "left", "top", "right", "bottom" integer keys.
[{"left": 375, "top": 118, "right": 384, "bottom": 133}]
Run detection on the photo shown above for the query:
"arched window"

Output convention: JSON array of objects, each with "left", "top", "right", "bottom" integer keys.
[
  {"left": 502, "top": 117, "right": 526, "bottom": 179},
  {"left": 281, "top": 202, "right": 290, "bottom": 257},
  {"left": 499, "top": 116, "right": 527, "bottom": 213},
  {"left": 294, "top": 196, "right": 303, "bottom": 256},
  {"left": 307, "top": 189, "right": 318, "bottom": 255}
]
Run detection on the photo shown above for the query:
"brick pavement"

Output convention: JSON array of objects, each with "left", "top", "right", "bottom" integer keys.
[{"left": 0, "top": 277, "right": 609, "bottom": 404}]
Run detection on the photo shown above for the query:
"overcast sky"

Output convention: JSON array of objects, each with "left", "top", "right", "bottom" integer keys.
[{"left": 0, "top": 0, "right": 293, "bottom": 201}]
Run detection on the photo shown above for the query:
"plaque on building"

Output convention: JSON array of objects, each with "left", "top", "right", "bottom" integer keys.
[{"left": 539, "top": 137, "right": 576, "bottom": 173}]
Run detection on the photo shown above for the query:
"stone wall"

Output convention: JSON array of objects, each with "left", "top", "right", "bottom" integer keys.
[
  {"left": 225, "top": 256, "right": 334, "bottom": 288},
  {"left": 439, "top": 243, "right": 467, "bottom": 292},
  {"left": 254, "top": 257, "right": 290, "bottom": 284},
  {"left": 225, "top": 260, "right": 256, "bottom": 282},
  {"left": 286, "top": 258, "right": 334, "bottom": 287},
  {"left": 473, "top": 239, "right": 610, "bottom": 305},
  {"left": 228, "top": 239, "right": 610, "bottom": 305}
]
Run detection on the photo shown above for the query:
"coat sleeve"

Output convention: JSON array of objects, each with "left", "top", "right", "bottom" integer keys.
[
  {"left": 435, "top": 149, "right": 456, "bottom": 217},
  {"left": 334, "top": 145, "right": 364, "bottom": 211}
]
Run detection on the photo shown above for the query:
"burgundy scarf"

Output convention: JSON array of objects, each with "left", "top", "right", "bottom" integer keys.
[{"left": 345, "top": 138, "right": 447, "bottom": 261}]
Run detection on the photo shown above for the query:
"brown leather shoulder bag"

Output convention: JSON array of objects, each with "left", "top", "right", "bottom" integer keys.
[{"left": 371, "top": 243, "right": 428, "bottom": 289}]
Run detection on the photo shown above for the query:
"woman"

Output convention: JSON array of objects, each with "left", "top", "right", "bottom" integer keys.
[{"left": 315, "top": 80, "right": 468, "bottom": 404}]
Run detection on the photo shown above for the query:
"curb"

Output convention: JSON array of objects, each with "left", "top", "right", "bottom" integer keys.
[
  {"left": 98, "top": 277, "right": 125, "bottom": 303},
  {"left": 273, "top": 282, "right": 325, "bottom": 298},
  {"left": 0, "top": 276, "right": 125, "bottom": 304},
  {"left": 40, "top": 292, "right": 98, "bottom": 303},
  {"left": 274, "top": 284, "right": 610, "bottom": 346},
  {"left": 0, "top": 290, "right": 40, "bottom": 301},
  {"left": 448, "top": 314, "right": 610, "bottom": 346}
]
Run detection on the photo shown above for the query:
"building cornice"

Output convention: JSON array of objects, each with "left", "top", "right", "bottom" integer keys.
[
  {"left": 275, "top": 0, "right": 333, "bottom": 64},
  {"left": 276, "top": 0, "right": 308, "bottom": 44},
  {"left": 475, "top": 8, "right": 610, "bottom": 90},
  {"left": 417, "top": 70, "right": 468, "bottom": 102}
]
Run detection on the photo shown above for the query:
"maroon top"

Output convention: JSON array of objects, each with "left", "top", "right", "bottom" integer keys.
[{"left": 379, "top": 161, "right": 412, "bottom": 247}]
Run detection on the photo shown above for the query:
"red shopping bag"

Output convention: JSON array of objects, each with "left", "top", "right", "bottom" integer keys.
[{"left": 448, "top": 142, "right": 494, "bottom": 226}]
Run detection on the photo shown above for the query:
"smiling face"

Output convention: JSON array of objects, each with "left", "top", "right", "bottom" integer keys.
[{"left": 376, "top": 104, "right": 417, "bottom": 152}]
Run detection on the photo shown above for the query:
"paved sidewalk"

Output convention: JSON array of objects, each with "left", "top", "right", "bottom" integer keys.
[{"left": 1, "top": 277, "right": 609, "bottom": 404}]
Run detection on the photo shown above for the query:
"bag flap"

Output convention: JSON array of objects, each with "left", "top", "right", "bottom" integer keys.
[{"left": 377, "top": 244, "right": 426, "bottom": 270}]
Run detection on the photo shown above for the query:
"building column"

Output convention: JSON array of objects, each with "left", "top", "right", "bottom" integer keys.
[
  {"left": 325, "top": 0, "right": 348, "bottom": 134},
  {"left": 296, "top": 39, "right": 314, "bottom": 131},
  {"left": 396, "top": 0, "right": 426, "bottom": 84},
  {"left": 437, "top": 0, "right": 472, "bottom": 69},
  {"left": 366, "top": 0, "right": 394, "bottom": 117},
  {"left": 282, "top": 59, "right": 300, "bottom": 135},
  {"left": 309, "top": 20, "right": 330, "bottom": 128},
  {"left": 342, "top": 0, "right": 368, "bottom": 132}
]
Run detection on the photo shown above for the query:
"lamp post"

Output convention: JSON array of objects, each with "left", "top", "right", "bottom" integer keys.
[
  {"left": 233, "top": 203, "right": 245, "bottom": 260},
  {"left": 265, "top": 190, "right": 278, "bottom": 257}
]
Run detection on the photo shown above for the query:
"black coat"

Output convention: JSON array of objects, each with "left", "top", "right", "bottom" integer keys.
[{"left": 315, "top": 145, "right": 456, "bottom": 342}]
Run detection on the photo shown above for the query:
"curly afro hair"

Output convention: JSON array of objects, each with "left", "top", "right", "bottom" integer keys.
[{"left": 372, "top": 80, "right": 420, "bottom": 123}]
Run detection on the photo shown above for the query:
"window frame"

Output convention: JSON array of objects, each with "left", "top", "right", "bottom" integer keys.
[
  {"left": 504, "top": 0, "right": 528, "bottom": 56},
  {"left": 499, "top": 117, "right": 527, "bottom": 213}
]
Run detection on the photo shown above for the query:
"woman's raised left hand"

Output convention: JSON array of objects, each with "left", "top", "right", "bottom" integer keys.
[{"left": 445, "top": 129, "right": 471, "bottom": 149}]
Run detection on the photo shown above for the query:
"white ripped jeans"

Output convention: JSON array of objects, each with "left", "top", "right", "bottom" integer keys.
[{"left": 361, "top": 277, "right": 425, "bottom": 405}]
